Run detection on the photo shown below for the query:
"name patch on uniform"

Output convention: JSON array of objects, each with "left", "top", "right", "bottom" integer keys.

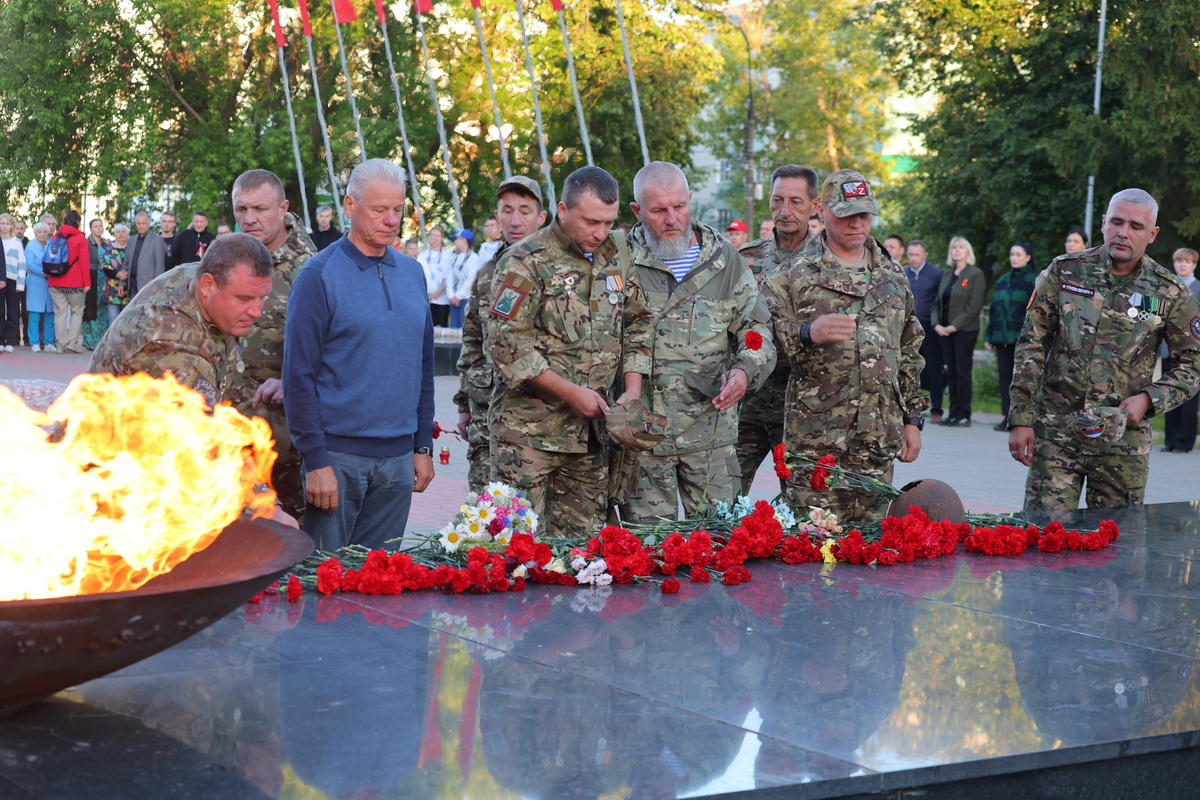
[
  {"left": 840, "top": 181, "right": 869, "bottom": 198},
  {"left": 194, "top": 378, "right": 218, "bottom": 408},
  {"left": 1191, "top": 316, "right": 1200, "bottom": 341},
  {"left": 1081, "top": 424, "right": 1105, "bottom": 438},
  {"left": 490, "top": 283, "right": 528, "bottom": 319},
  {"left": 1060, "top": 282, "right": 1095, "bottom": 298}
]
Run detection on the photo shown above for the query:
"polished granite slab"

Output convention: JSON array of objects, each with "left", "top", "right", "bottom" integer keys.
[{"left": 4, "top": 503, "right": 1200, "bottom": 799}]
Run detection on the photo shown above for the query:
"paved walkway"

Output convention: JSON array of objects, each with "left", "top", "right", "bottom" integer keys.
[{"left": 4, "top": 350, "right": 1197, "bottom": 536}]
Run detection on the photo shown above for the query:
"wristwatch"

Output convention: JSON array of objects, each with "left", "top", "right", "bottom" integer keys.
[
  {"left": 416, "top": 446, "right": 433, "bottom": 456},
  {"left": 904, "top": 417, "right": 924, "bottom": 430}
]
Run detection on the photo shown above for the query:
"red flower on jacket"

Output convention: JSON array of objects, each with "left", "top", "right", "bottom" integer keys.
[{"left": 744, "top": 330, "right": 764, "bottom": 351}]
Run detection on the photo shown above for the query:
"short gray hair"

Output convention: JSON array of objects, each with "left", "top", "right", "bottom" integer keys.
[
  {"left": 346, "top": 159, "right": 407, "bottom": 201},
  {"left": 113, "top": 223, "right": 130, "bottom": 235},
  {"left": 316, "top": 204, "right": 333, "bottom": 215},
  {"left": 771, "top": 165, "right": 820, "bottom": 199},
  {"left": 33, "top": 222, "right": 50, "bottom": 236},
  {"left": 135, "top": 211, "right": 151, "bottom": 221},
  {"left": 1108, "top": 188, "right": 1159, "bottom": 224},
  {"left": 632, "top": 161, "right": 689, "bottom": 205}
]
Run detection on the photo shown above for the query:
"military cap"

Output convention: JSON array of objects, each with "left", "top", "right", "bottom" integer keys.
[
  {"left": 604, "top": 398, "right": 668, "bottom": 452},
  {"left": 496, "top": 175, "right": 543, "bottom": 204},
  {"left": 820, "top": 169, "right": 879, "bottom": 218},
  {"left": 1070, "top": 406, "right": 1128, "bottom": 445}
]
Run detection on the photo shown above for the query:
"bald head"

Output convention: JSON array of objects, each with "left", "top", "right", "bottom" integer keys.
[{"left": 632, "top": 161, "right": 689, "bottom": 206}]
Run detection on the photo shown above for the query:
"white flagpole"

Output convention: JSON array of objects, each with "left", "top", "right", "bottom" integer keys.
[
  {"left": 554, "top": 3, "right": 592, "bottom": 165},
  {"left": 331, "top": 0, "right": 368, "bottom": 162},
  {"left": 472, "top": 2, "right": 512, "bottom": 177},
  {"left": 375, "top": 1, "right": 428, "bottom": 243},
  {"left": 415, "top": 4, "right": 464, "bottom": 229},
  {"left": 297, "top": 1, "right": 346, "bottom": 228},
  {"left": 614, "top": 0, "right": 649, "bottom": 167},
  {"left": 277, "top": 45, "right": 313, "bottom": 231},
  {"left": 515, "top": 0, "right": 556, "bottom": 210}
]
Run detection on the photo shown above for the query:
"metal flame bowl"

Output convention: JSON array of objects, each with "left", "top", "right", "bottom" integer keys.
[{"left": 0, "top": 516, "right": 313, "bottom": 717}]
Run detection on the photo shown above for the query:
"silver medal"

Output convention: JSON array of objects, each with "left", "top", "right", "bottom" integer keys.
[
  {"left": 609, "top": 292, "right": 619, "bottom": 305},
  {"left": 1127, "top": 307, "right": 1140, "bottom": 319}
]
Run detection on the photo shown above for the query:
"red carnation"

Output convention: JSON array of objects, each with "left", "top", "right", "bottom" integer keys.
[
  {"left": 809, "top": 454, "right": 836, "bottom": 492},
  {"left": 661, "top": 578, "right": 681, "bottom": 594},
  {"left": 771, "top": 442, "right": 792, "bottom": 481},
  {"left": 432, "top": 421, "right": 442, "bottom": 439},
  {"left": 744, "top": 330, "right": 764, "bottom": 351},
  {"left": 287, "top": 574, "right": 303, "bottom": 602}
]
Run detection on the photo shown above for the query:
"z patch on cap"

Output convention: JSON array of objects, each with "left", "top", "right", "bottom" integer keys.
[
  {"left": 840, "top": 181, "right": 869, "bottom": 198},
  {"left": 1191, "top": 315, "right": 1200, "bottom": 341},
  {"left": 490, "top": 283, "right": 528, "bottom": 319}
]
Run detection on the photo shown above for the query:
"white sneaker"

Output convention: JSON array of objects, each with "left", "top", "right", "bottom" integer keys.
[
  {"left": 44, "top": 344, "right": 57, "bottom": 352},
  {"left": 3, "top": 346, "right": 12, "bottom": 353},
  {"left": 30, "top": 345, "right": 40, "bottom": 352}
]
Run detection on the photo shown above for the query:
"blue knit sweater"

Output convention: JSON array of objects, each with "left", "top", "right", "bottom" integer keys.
[{"left": 283, "top": 236, "right": 435, "bottom": 471}]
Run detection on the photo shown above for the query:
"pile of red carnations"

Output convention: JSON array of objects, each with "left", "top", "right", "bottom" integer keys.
[{"left": 269, "top": 499, "right": 1119, "bottom": 601}]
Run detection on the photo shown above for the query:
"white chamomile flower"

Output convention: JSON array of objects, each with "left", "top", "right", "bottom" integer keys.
[
  {"left": 461, "top": 518, "right": 487, "bottom": 539},
  {"left": 439, "top": 524, "right": 463, "bottom": 553}
]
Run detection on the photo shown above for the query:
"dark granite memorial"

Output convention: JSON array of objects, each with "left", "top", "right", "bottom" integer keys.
[{"left": 4, "top": 503, "right": 1200, "bottom": 798}]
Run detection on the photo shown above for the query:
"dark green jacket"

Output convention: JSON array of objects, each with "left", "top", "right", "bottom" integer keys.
[
  {"left": 984, "top": 266, "right": 1037, "bottom": 346},
  {"left": 931, "top": 265, "right": 986, "bottom": 332}
]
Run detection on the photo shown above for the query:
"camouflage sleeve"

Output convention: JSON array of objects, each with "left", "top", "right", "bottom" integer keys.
[
  {"left": 899, "top": 284, "right": 929, "bottom": 416},
  {"left": 123, "top": 340, "right": 222, "bottom": 407},
  {"left": 1145, "top": 290, "right": 1200, "bottom": 415},
  {"left": 619, "top": 257, "right": 653, "bottom": 376},
  {"left": 453, "top": 261, "right": 492, "bottom": 412},
  {"left": 486, "top": 253, "right": 552, "bottom": 389},
  {"left": 1007, "top": 264, "right": 1060, "bottom": 428},
  {"left": 727, "top": 264, "right": 777, "bottom": 391},
  {"left": 760, "top": 271, "right": 801, "bottom": 361}
]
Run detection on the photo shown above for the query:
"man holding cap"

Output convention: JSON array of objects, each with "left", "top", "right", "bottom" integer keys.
[
  {"left": 724, "top": 220, "right": 749, "bottom": 249},
  {"left": 448, "top": 228, "right": 480, "bottom": 329},
  {"left": 454, "top": 175, "right": 548, "bottom": 492},
  {"left": 762, "top": 168, "right": 927, "bottom": 523},
  {"left": 1008, "top": 188, "right": 1200, "bottom": 512}
]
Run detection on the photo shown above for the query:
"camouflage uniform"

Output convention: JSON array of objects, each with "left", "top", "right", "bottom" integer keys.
[
  {"left": 487, "top": 218, "right": 653, "bottom": 537},
  {"left": 90, "top": 264, "right": 241, "bottom": 405},
  {"left": 763, "top": 234, "right": 927, "bottom": 524},
  {"left": 621, "top": 221, "right": 776, "bottom": 521},
  {"left": 1009, "top": 245, "right": 1200, "bottom": 512},
  {"left": 734, "top": 233, "right": 808, "bottom": 496},
  {"left": 224, "top": 212, "right": 315, "bottom": 519},
  {"left": 453, "top": 241, "right": 509, "bottom": 493}
]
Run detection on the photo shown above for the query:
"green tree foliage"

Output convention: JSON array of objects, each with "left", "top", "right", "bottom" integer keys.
[
  {"left": 0, "top": 0, "right": 718, "bottom": 233},
  {"left": 702, "top": 0, "right": 892, "bottom": 225},
  {"left": 878, "top": 0, "right": 1200, "bottom": 275}
]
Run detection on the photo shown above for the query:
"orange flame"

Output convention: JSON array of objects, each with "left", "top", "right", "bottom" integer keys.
[{"left": 0, "top": 373, "right": 279, "bottom": 600}]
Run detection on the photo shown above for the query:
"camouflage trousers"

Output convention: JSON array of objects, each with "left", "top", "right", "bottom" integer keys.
[
  {"left": 734, "top": 417, "right": 785, "bottom": 498},
  {"left": 492, "top": 441, "right": 607, "bottom": 538},
  {"left": 620, "top": 445, "right": 740, "bottom": 523},
  {"left": 239, "top": 402, "right": 305, "bottom": 523},
  {"left": 1023, "top": 437, "right": 1148, "bottom": 513},
  {"left": 465, "top": 399, "right": 492, "bottom": 494},
  {"left": 784, "top": 448, "right": 894, "bottom": 527}
]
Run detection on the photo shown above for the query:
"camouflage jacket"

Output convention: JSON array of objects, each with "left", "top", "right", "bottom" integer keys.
[
  {"left": 738, "top": 233, "right": 808, "bottom": 427},
  {"left": 1008, "top": 245, "right": 1200, "bottom": 454},
  {"left": 454, "top": 240, "right": 510, "bottom": 413},
  {"left": 89, "top": 264, "right": 240, "bottom": 407},
  {"left": 486, "top": 218, "right": 654, "bottom": 454},
  {"left": 227, "top": 213, "right": 316, "bottom": 413},
  {"left": 762, "top": 233, "right": 927, "bottom": 460},
  {"left": 630, "top": 220, "right": 776, "bottom": 455}
]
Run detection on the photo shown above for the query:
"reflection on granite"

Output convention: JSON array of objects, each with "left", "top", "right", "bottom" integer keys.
[{"left": 4, "top": 503, "right": 1200, "bottom": 798}]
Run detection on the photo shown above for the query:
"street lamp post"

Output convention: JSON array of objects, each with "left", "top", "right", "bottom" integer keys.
[{"left": 729, "top": 18, "right": 756, "bottom": 231}]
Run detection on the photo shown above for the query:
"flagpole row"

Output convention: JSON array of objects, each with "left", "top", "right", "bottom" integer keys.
[
  {"left": 555, "top": 7, "right": 592, "bottom": 166},
  {"left": 376, "top": 4, "right": 429, "bottom": 245},
  {"left": 276, "top": 45, "right": 313, "bottom": 231},
  {"left": 472, "top": 6, "right": 511, "bottom": 178},
  {"left": 613, "top": 0, "right": 649, "bottom": 167},
  {"left": 302, "top": 32, "right": 347, "bottom": 229},
  {"left": 515, "top": 0, "right": 556, "bottom": 211},
  {"left": 415, "top": 6, "right": 465, "bottom": 230},
  {"left": 332, "top": 0, "right": 368, "bottom": 163}
]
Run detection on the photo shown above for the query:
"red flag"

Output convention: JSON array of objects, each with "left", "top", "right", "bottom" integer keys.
[
  {"left": 414, "top": 0, "right": 433, "bottom": 14},
  {"left": 333, "top": 0, "right": 358, "bottom": 23},
  {"left": 268, "top": 0, "right": 287, "bottom": 47},
  {"left": 374, "top": 0, "right": 387, "bottom": 22},
  {"left": 468, "top": 0, "right": 480, "bottom": 8},
  {"left": 298, "top": 0, "right": 313, "bottom": 35},
  {"left": 550, "top": 0, "right": 562, "bottom": 9}
]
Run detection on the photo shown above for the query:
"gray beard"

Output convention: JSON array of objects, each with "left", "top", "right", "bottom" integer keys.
[{"left": 645, "top": 226, "right": 692, "bottom": 261}]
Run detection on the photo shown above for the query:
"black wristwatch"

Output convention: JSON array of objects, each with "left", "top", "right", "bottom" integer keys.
[
  {"left": 415, "top": 446, "right": 433, "bottom": 456},
  {"left": 904, "top": 417, "right": 924, "bottom": 430}
]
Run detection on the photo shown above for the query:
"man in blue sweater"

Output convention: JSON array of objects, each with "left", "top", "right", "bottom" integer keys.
[{"left": 283, "top": 159, "right": 435, "bottom": 551}]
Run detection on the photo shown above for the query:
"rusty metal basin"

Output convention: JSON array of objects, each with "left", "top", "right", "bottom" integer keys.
[
  {"left": 0, "top": 516, "right": 312, "bottom": 716},
  {"left": 886, "top": 478, "right": 968, "bottom": 524}
]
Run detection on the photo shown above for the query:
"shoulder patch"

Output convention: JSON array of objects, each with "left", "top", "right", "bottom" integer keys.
[
  {"left": 193, "top": 378, "right": 218, "bottom": 407},
  {"left": 1060, "top": 282, "right": 1095, "bottom": 298},
  {"left": 1191, "top": 316, "right": 1200, "bottom": 341},
  {"left": 490, "top": 283, "right": 528, "bottom": 319}
]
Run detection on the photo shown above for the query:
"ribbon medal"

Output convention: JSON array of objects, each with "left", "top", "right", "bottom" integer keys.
[{"left": 1127, "top": 292, "right": 1143, "bottom": 319}]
